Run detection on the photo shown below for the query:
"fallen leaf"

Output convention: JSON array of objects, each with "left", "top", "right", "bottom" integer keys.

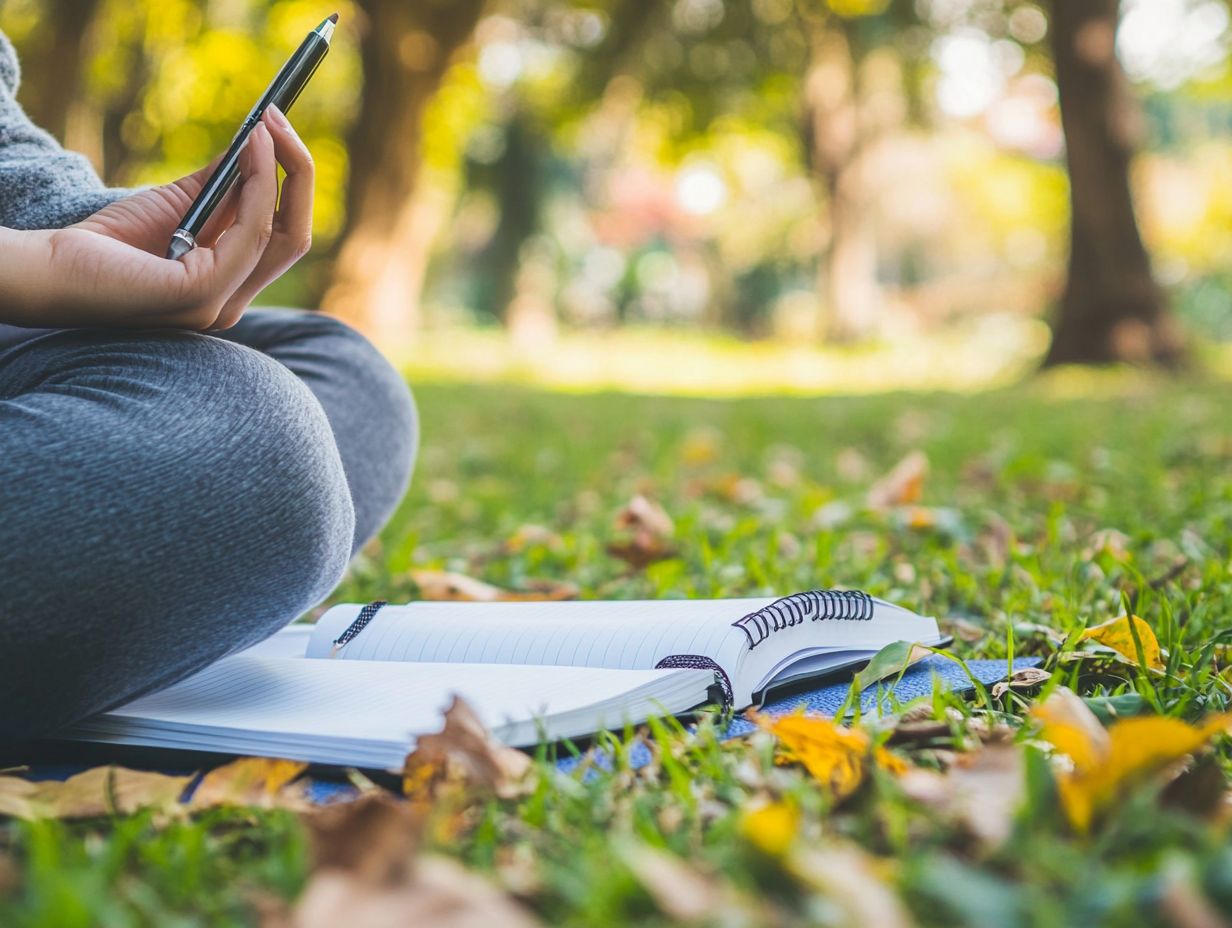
[
  {"left": 1079, "top": 614, "right": 1165, "bottom": 670},
  {"left": 1032, "top": 689, "right": 1232, "bottom": 831},
  {"left": 740, "top": 799, "right": 801, "bottom": 857},
  {"left": 287, "top": 788, "right": 542, "bottom": 927},
  {"left": 787, "top": 843, "right": 915, "bottom": 928},
  {"left": 898, "top": 745, "right": 1025, "bottom": 851},
  {"left": 502, "top": 524, "right": 563, "bottom": 554},
  {"left": 752, "top": 712, "right": 879, "bottom": 801},
  {"left": 867, "top": 450, "right": 928, "bottom": 510},
  {"left": 303, "top": 790, "right": 423, "bottom": 885},
  {"left": 1031, "top": 687, "right": 1110, "bottom": 771},
  {"left": 292, "top": 856, "right": 543, "bottom": 928},
  {"left": 851, "top": 640, "right": 933, "bottom": 695},
  {"left": 991, "top": 667, "right": 1052, "bottom": 699},
  {"left": 409, "top": 570, "right": 577, "bottom": 602},
  {"left": 402, "top": 696, "right": 534, "bottom": 801},
  {"left": 607, "top": 494, "right": 677, "bottom": 568},
  {"left": 614, "top": 493, "right": 675, "bottom": 536},
  {"left": 0, "top": 766, "right": 191, "bottom": 820},
  {"left": 942, "top": 617, "right": 986, "bottom": 643},
  {"left": 191, "top": 758, "right": 309, "bottom": 810},
  {"left": 680, "top": 426, "right": 721, "bottom": 466},
  {"left": 1160, "top": 756, "right": 1228, "bottom": 821}
]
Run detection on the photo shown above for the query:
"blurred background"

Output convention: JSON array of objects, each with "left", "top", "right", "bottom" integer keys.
[{"left": 2, "top": 0, "right": 1231, "bottom": 393}]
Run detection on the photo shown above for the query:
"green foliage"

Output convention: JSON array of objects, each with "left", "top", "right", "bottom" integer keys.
[{"left": 2, "top": 375, "right": 1232, "bottom": 924}]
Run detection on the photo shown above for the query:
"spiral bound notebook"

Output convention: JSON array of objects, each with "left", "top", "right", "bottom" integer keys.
[{"left": 58, "top": 591, "right": 944, "bottom": 769}]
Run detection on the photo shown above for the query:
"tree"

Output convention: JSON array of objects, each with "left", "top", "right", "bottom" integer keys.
[
  {"left": 566, "top": 0, "right": 919, "bottom": 343},
  {"left": 11, "top": 0, "right": 103, "bottom": 145},
  {"left": 320, "top": 0, "right": 487, "bottom": 344},
  {"left": 1044, "top": 0, "right": 1183, "bottom": 366}
]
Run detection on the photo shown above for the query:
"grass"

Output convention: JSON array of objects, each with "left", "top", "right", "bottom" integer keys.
[{"left": 3, "top": 370, "right": 1232, "bottom": 927}]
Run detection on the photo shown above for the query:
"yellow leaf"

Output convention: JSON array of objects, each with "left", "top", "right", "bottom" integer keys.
[
  {"left": 867, "top": 450, "right": 927, "bottom": 510},
  {"left": 1079, "top": 614, "right": 1164, "bottom": 670},
  {"left": 740, "top": 800, "right": 800, "bottom": 857},
  {"left": 0, "top": 767, "right": 191, "bottom": 820},
  {"left": 1031, "top": 688, "right": 1110, "bottom": 771},
  {"left": 191, "top": 758, "right": 308, "bottom": 810},
  {"left": 1033, "top": 689, "right": 1232, "bottom": 831},
  {"left": 874, "top": 747, "right": 910, "bottom": 776},
  {"left": 753, "top": 712, "right": 870, "bottom": 799}
]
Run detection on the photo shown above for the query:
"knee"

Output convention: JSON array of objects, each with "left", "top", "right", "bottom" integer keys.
[
  {"left": 81, "top": 334, "right": 359, "bottom": 638},
  {"left": 169, "top": 338, "right": 357, "bottom": 623},
  {"left": 259, "top": 311, "right": 418, "bottom": 545}
]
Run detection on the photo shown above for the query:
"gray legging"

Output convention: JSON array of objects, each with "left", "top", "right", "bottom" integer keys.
[{"left": 0, "top": 309, "right": 417, "bottom": 741}]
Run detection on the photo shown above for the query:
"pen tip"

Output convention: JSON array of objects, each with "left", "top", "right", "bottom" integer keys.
[{"left": 328, "top": 11, "right": 338, "bottom": 22}]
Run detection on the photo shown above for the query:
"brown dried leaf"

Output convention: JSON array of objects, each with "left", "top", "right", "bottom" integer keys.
[
  {"left": 303, "top": 790, "right": 424, "bottom": 886},
  {"left": 614, "top": 494, "right": 675, "bottom": 536},
  {"left": 502, "top": 524, "right": 564, "bottom": 554},
  {"left": 991, "top": 667, "right": 1052, "bottom": 699},
  {"left": 409, "top": 570, "right": 577, "bottom": 602},
  {"left": 292, "top": 857, "right": 543, "bottom": 928},
  {"left": 191, "top": 758, "right": 309, "bottom": 810},
  {"left": 867, "top": 450, "right": 928, "bottom": 510},
  {"left": 402, "top": 696, "right": 534, "bottom": 801},
  {"left": 898, "top": 745, "right": 1025, "bottom": 851},
  {"left": 607, "top": 494, "right": 677, "bottom": 568},
  {"left": 606, "top": 535, "right": 678, "bottom": 568},
  {"left": 0, "top": 766, "right": 191, "bottom": 820}
]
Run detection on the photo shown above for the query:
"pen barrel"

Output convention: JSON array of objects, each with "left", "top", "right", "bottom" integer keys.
[{"left": 175, "top": 32, "right": 329, "bottom": 239}]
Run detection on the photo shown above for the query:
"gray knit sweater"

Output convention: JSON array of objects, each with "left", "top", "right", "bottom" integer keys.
[{"left": 0, "top": 29, "right": 129, "bottom": 230}]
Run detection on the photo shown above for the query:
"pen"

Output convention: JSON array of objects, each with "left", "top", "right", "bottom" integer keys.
[{"left": 165, "top": 13, "right": 337, "bottom": 261}]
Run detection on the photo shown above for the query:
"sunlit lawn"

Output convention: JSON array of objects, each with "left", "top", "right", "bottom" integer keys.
[{"left": 3, "top": 358, "right": 1232, "bottom": 926}]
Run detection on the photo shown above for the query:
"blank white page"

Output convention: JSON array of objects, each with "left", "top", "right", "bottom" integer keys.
[{"left": 306, "top": 599, "right": 773, "bottom": 673}]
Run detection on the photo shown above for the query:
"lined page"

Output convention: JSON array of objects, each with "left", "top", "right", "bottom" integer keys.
[
  {"left": 305, "top": 599, "right": 771, "bottom": 674},
  {"left": 62, "top": 656, "right": 711, "bottom": 767}
]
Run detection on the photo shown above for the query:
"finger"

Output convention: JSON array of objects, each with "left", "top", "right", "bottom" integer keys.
[
  {"left": 210, "top": 108, "right": 316, "bottom": 329},
  {"left": 181, "top": 123, "right": 277, "bottom": 319},
  {"left": 264, "top": 104, "right": 314, "bottom": 243}
]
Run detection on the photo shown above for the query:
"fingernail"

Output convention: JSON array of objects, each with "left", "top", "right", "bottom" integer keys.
[{"left": 266, "top": 104, "right": 290, "bottom": 128}]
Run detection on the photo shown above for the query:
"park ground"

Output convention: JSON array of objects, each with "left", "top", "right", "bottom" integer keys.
[{"left": 3, "top": 334, "right": 1232, "bottom": 927}]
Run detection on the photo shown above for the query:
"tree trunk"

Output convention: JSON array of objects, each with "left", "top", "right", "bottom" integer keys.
[
  {"left": 803, "top": 21, "right": 880, "bottom": 344},
  {"left": 1044, "top": 0, "right": 1183, "bottom": 366},
  {"left": 15, "top": 0, "right": 102, "bottom": 145},
  {"left": 320, "top": 0, "right": 486, "bottom": 344}
]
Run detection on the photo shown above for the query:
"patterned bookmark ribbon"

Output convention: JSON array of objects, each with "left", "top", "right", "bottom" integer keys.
[{"left": 329, "top": 600, "right": 387, "bottom": 658}]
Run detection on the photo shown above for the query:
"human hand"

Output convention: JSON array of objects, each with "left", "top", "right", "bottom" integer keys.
[{"left": 13, "top": 105, "right": 315, "bottom": 331}]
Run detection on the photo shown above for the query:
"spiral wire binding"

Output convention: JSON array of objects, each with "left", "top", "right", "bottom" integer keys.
[
  {"left": 654, "top": 654, "right": 734, "bottom": 710},
  {"left": 731, "top": 589, "right": 873, "bottom": 650}
]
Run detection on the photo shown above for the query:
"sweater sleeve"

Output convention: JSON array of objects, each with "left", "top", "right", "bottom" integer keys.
[{"left": 0, "top": 30, "right": 132, "bottom": 231}]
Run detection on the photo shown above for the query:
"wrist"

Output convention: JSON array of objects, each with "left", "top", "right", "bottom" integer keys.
[{"left": 0, "top": 227, "right": 55, "bottom": 326}]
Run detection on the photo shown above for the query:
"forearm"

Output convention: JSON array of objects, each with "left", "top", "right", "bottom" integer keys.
[{"left": 0, "top": 226, "right": 53, "bottom": 326}]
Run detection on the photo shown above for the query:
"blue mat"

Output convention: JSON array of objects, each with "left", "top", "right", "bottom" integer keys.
[
  {"left": 553, "top": 656, "right": 1036, "bottom": 778},
  {"left": 29, "top": 656, "right": 1035, "bottom": 805}
]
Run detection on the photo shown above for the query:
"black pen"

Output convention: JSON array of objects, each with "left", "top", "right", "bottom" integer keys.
[{"left": 165, "top": 13, "right": 337, "bottom": 261}]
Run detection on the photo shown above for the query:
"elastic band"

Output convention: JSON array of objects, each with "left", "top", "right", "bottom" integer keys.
[
  {"left": 655, "top": 654, "right": 733, "bottom": 710},
  {"left": 330, "top": 600, "right": 386, "bottom": 657}
]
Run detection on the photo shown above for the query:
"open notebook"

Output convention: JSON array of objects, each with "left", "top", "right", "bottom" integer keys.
[{"left": 59, "top": 591, "right": 943, "bottom": 769}]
